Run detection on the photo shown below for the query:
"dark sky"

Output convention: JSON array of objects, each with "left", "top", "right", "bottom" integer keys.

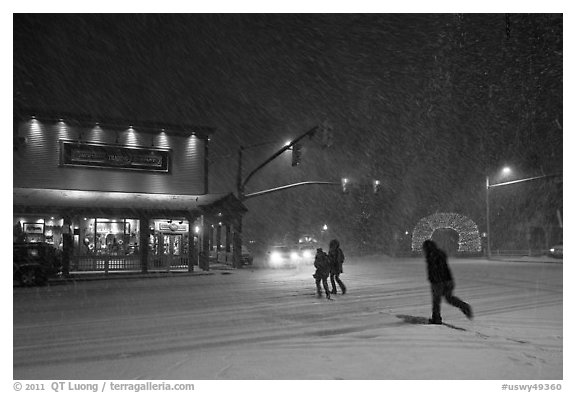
[{"left": 13, "top": 13, "right": 563, "bottom": 247}]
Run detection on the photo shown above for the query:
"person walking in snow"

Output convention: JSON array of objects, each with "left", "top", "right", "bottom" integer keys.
[
  {"left": 422, "top": 239, "right": 473, "bottom": 324},
  {"left": 313, "top": 248, "right": 331, "bottom": 299},
  {"left": 328, "top": 239, "right": 347, "bottom": 295}
]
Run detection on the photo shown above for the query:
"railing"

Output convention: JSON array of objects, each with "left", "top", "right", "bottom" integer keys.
[
  {"left": 72, "top": 254, "right": 192, "bottom": 273},
  {"left": 209, "top": 250, "right": 234, "bottom": 264},
  {"left": 149, "top": 255, "right": 191, "bottom": 271},
  {"left": 73, "top": 255, "right": 141, "bottom": 272}
]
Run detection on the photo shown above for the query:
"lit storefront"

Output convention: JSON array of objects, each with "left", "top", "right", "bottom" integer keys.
[{"left": 14, "top": 113, "right": 247, "bottom": 274}]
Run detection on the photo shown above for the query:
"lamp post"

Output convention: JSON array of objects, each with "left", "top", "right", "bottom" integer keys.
[
  {"left": 485, "top": 168, "right": 562, "bottom": 259},
  {"left": 235, "top": 140, "right": 286, "bottom": 268},
  {"left": 485, "top": 175, "right": 492, "bottom": 258}
]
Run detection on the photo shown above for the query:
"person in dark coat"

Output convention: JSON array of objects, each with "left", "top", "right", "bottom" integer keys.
[
  {"left": 313, "top": 248, "right": 331, "bottom": 299},
  {"left": 422, "top": 239, "right": 473, "bottom": 324},
  {"left": 328, "top": 239, "right": 347, "bottom": 294}
]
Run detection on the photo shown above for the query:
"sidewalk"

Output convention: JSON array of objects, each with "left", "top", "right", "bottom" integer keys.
[
  {"left": 489, "top": 255, "right": 563, "bottom": 264},
  {"left": 53, "top": 262, "right": 237, "bottom": 283}
]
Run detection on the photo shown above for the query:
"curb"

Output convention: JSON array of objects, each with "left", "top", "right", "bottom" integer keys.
[{"left": 490, "top": 258, "right": 563, "bottom": 264}]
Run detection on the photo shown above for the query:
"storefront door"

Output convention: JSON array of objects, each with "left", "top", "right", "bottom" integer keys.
[{"left": 163, "top": 234, "right": 181, "bottom": 256}]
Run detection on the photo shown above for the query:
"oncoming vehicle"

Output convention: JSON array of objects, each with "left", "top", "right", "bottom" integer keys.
[
  {"left": 13, "top": 242, "right": 62, "bottom": 286},
  {"left": 548, "top": 243, "right": 563, "bottom": 259},
  {"left": 298, "top": 244, "right": 316, "bottom": 265},
  {"left": 266, "top": 245, "right": 300, "bottom": 268}
]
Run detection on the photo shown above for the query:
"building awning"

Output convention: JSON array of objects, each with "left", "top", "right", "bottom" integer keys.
[{"left": 13, "top": 187, "right": 246, "bottom": 218}]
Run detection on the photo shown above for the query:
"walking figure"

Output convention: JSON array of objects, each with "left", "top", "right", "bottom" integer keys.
[
  {"left": 313, "top": 248, "right": 331, "bottom": 299},
  {"left": 422, "top": 240, "right": 473, "bottom": 324},
  {"left": 328, "top": 239, "right": 346, "bottom": 294}
]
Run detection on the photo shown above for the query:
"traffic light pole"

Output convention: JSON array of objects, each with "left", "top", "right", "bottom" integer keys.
[
  {"left": 233, "top": 124, "right": 324, "bottom": 269},
  {"left": 240, "top": 125, "right": 320, "bottom": 194}
]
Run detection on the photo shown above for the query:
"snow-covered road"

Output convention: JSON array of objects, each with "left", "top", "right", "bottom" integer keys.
[{"left": 12, "top": 256, "right": 562, "bottom": 380}]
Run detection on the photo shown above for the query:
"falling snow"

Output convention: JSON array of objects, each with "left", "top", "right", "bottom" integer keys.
[{"left": 11, "top": 12, "right": 565, "bottom": 388}]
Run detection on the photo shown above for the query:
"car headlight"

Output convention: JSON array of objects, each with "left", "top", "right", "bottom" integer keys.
[
  {"left": 290, "top": 251, "right": 299, "bottom": 260},
  {"left": 270, "top": 252, "right": 282, "bottom": 263},
  {"left": 302, "top": 250, "right": 312, "bottom": 259}
]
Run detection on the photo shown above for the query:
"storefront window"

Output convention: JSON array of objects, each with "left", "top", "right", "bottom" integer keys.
[
  {"left": 78, "top": 218, "right": 95, "bottom": 255},
  {"left": 13, "top": 217, "right": 64, "bottom": 249},
  {"left": 76, "top": 218, "right": 140, "bottom": 256}
]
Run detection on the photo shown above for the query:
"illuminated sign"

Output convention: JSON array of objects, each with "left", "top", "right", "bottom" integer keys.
[
  {"left": 159, "top": 222, "right": 188, "bottom": 232},
  {"left": 60, "top": 141, "right": 170, "bottom": 172}
]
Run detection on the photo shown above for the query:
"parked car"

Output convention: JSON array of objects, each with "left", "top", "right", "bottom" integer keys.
[
  {"left": 240, "top": 245, "right": 253, "bottom": 265},
  {"left": 13, "top": 242, "right": 62, "bottom": 286},
  {"left": 209, "top": 245, "right": 253, "bottom": 266},
  {"left": 548, "top": 243, "right": 563, "bottom": 259}
]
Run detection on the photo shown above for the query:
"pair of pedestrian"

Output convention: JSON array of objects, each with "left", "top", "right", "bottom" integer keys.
[{"left": 313, "top": 239, "right": 347, "bottom": 299}]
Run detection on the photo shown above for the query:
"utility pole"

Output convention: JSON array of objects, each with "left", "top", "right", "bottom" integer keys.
[{"left": 233, "top": 124, "right": 332, "bottom": 268}]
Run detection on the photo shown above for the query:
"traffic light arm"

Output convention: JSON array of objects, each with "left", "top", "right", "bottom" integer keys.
[
  {"left": 240, "top": 125, "right": 319, "bottom": 192},
  {"left": 243, "top": 181, "right": 340, "bottom": 200}
]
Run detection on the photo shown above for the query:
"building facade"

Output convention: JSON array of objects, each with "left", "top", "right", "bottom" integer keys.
[{"left": 13, "top": 112, "right": 246, "bottom": 275}]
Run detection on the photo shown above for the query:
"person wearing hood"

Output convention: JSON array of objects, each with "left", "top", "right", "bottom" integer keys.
[
  {"left": 313, "top": 248, "right": 331, "bottom": 299},
  {"left": 422, "top": 239, "right": 473, "bottom": 324},
  {"left": 328, "top": 239, "right": 346, "bottom": 294}
]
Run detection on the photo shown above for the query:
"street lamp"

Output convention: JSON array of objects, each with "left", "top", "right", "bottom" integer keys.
[
  {"left": 321, "top": 224, "right": 328, "bottom": 243},
  {"left": 485, "top": 167, "right": 562, "bottom": 259},
  {"left": 486, "top": 167, "right": 516, "bottom": 258}
]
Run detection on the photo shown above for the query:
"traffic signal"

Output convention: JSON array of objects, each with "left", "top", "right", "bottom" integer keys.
[
  {"left": 292, "top": 143, "right": 302, "bottom": 166},
  {"left": 341, "top": 178, "right": 349, "bottom": 193},
  {"left": 373, "top": 180, "right": 381, "bottom": 194}
]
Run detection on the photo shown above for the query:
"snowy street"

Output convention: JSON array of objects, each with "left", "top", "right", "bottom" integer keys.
[{"left": 13, "top": 256, "right": 562, "bottom": 380}]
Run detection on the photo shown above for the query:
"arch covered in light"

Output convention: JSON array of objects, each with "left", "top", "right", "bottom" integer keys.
[{"left": 411, "top": 212, "right": 482, "bottom": 253}]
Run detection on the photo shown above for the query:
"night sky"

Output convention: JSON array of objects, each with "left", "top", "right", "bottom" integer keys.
[{"left": 13, "top": 13, "right": 563, "bottom": 251}]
